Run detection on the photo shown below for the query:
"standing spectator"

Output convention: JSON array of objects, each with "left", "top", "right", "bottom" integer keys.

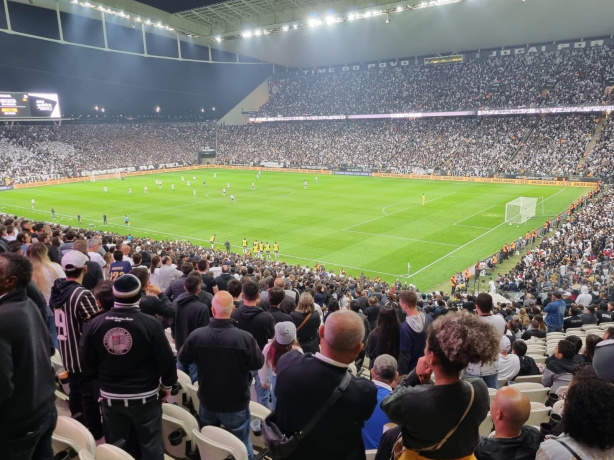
[
  {"left": 364, "top": 296, "right": 382, "bottom": 331},
  {"left": 72, "top": 240, "right": 104, "bottom": 291},
  {"left": 50, "top": 250, "right": 103, "bottom": 439},
  {"left": 0, "top": 253, "right": 57, "bottom": 460},
  {"left": 365, "top": 306, "right": 401, "bottom": 370},
  {"left": 178, "top": 291, "right": 263, "bottom": 458},
  {"left": 155, "top": 256, "right": 181, "bottom": 291},
  {"left": 272, "top": 310, "right": 377, "bottom": 460},
  {"left": 290, "top": 292, "right": 321, "bottom": 354},
  {"left": 267, "top": 287, "right": 293, "bottom": 324},
  {"left": 231, "top": 280, "right": 274, "bottom": 408},
  {"left": 544, "top": 292, "right": 566, "bottom": 333},
  {"left": 465, "top": 293, "right": 506, "bottom": 389},
  {"left": 575, "top": 285, "right": 593, "bottom": 308},
  {"left": 381, "top": 313, "right": 497, "bottom": 459},
  {"left": 362, "top": 354, "right": 398, "bottom": 450},
  {"left": 350, "top": 299, "right": 370, "bottom": 369},
  {"left": 214, "top": 264, "right": 234, "bottom": 291},
  {"left": 164, "top": 262, "right": 193, "bottom": 303},
  {"left": 398, "top": 290, "right": 431, "bottom": 375},
  {"left": 258, "top": 321, "right": 302, "bottom": 409},
  {"left": 173, "top": 272, "right": 210, "bottom": 383},
  {"left": 82, "top": 274, "right": 177, "bottom": 460}
]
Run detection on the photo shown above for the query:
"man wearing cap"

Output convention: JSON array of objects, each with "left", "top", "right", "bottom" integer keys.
[
  {"left": 49, "top": 250, "right": 103, "bottom": 439},
  {"left": 81, "top": 274, "right": 177, "bottom": 460},
  {"left": 178, "top": 291, "right": 263, "bottom": 458}
]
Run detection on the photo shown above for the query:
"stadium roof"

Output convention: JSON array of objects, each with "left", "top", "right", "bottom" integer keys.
[
  {"left": 138, "top": 0, "right": 614, "bottom": 67},
  {"left": 17, "top": 0, "right": 614, "bottom": 68}
]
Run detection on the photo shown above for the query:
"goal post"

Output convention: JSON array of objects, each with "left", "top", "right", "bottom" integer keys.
[{"left": 505, "top": 197, "right": 538, "bottom": 225}]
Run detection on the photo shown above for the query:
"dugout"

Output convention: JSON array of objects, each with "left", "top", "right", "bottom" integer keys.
[{"left": 198, "top": 149, "right": 216, "bottom": 165}]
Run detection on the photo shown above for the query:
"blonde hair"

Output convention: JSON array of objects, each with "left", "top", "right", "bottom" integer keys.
[{"left": 297, "top": 292, "right": 315, "bottom": 314}]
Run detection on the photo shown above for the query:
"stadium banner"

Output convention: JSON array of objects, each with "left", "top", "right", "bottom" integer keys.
[
  {"left": 274, "top": 37, "right": 614, "bottom": 76},
  {"left": 373, "top": 173, "right": 595, "bottom": 187},
  {"left": 0, "top": 183, "right": 14, "bottom": 192},
  {"left": 334, "top": 171, "right": 373, "bottom": 176}
]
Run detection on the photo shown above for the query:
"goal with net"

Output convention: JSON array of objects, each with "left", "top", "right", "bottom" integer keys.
[{"left": 505, "top": 197, "right": 538, "bottom": 225}]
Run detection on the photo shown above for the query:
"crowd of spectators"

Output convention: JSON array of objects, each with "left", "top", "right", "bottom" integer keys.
[
  {"left": 0, "top": 122, "right": 216, "bottom": 183},
  {"left": 584, "top": 115, "right": 614, "bottom": 177},
  {"left": 258, "top": 45, "right": 614, "bottom": 117}
]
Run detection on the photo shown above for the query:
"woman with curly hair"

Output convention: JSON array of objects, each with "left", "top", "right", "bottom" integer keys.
[
  {"left": 365, "top": 306, "right": 401, "bottom": 369},
  {"left": 536, "top": 373, "right": 614, "bottom": 459},
  {"left": 380, "top": 312, "right": 500, "bottom": 460}
]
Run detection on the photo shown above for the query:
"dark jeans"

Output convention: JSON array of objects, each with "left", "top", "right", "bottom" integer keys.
[
  {"left": 101, "top": 400, "right": 164, "bottom": 460},
  {"left": 199, "top": 405, "right": 253, "bottom": 459},
  {"left": 2, "top": 406, "right": 57, "bottom": 460},
  {"left": 68, "top": 373, "right": 103, "bottom": 439}
]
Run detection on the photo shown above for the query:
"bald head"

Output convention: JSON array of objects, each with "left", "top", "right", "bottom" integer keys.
[
  {"left": 321, "top": 310, "right": 364, "bottom": 353},
  {"left": 274, "top": 277, "right": 285, "bottom": 289},
  {"left": 212, "top": 291, "right": 234, "bottom": 319},
  {"left": 491, "top": 387, "right": 531, "bottom": 437}
]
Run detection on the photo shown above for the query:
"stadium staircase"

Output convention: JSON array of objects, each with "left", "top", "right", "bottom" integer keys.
[
  {"left": 218, "top": 77, "right": 271, "bottom": 126},
  {"left": 576, "top": 115, "right": 608, "bottom": 171},
  {"left": 505, "top": 119, "right": 540, "bottom": 166}
]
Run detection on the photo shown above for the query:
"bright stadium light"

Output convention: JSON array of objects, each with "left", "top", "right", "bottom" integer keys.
[
  {"left": 215, "top": 36, "right": 222, "bottom": 42},
  {"left": 101, "top": 107, "right": 105, "bottom": 113},
  {"left": 254, "top": 29, "right": 261, "bottom": 36},
  {"left": 281, "top": 25, "right": 289, "bottom": 31},
  {"left": 94, "top": 105, "right": 99, "bottom": 111},
  {"left": 397, "top": 6, "right": 404, "bottom": 11},
  {"left": 212, "top": 107, "right": 216, "bottom": 111},
  {"left": 155, "top": 106, "right": 161, "bottom": 113},
  {"left": 201, "top": 108, "right": 205, "bottom": 112},
  {"left": 242, "top": 31, "right": 252, "bottom": 38},
  {"left": 325, "top": 16, "right": 336, "bottom": 24}
]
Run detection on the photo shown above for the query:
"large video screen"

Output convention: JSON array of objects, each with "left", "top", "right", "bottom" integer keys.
[{"left": 0, "top": 92, "right": 61, "bottom": 118}]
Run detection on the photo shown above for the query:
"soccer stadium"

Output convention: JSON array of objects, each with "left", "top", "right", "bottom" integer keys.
[{"left": 1, "top": 0, "right": 614, "bottom": 458}]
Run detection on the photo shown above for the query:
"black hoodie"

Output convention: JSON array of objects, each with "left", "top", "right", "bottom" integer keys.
[
  {"left": 231, "top": 304, "right": 275, "bottom": 350},
  {"left": 173, "top": 292, "right": 210, "bottom": 351},
  {"left": 0, "top": 288, "right": 56, "bottom": 434}
]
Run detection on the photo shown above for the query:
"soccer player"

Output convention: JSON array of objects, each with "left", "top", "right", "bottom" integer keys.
[
  {"left": 103, "top": 186, "right": 107, "bottom": 193},
  {"left": 159, "top": 181, "right": 162, "bottom": 188},
  {"left": 242, "top": 238, "right": 248, "bottom": 254},
  {"left": 214, "top": 173, "right": 217, "bottom": 178},
  {"left": 203, "top": 179, "right": 206, "bottom": 186},
  {"left": 51, "top": 208, "right": 56, "bottom": 219},
  {"left": 253, "top": 240, "right": 258, "bottom": 255},
  {"left": 31, "top": 198, "right": 35, "bottom": 209},
  {"left": 171, "top": 184, "right": 175, "bottom": 191},
  {"left": 315, "top": 176, "right": 318, "bottom": 183},
  {"left": 227, "top": 182, "right": 230, "bottom": 189},
  {"left": 230, "top": 194, "right": 235, "bottom": 203},
  {"left": 187, "top": 181, "right": 191, "bottom": 187},
  {"left": 193, "top": 176, "right": 196, "bottom": 181},
  {"left": 210, "top": 235, "right": 216, "bottom": 249},
  {"left": 222, "top": 188, "right": 226, "bottom": 197},
  {"left": 181, "top": 175, "right": 184, "bottom": 181},
  {"left": 304, "top": 180, "right": 307, "bottom": 190},
  {"left": 77, "top": 213, "right": 81, "bottom": 223},
  {"left": 103, "top": 213, "right": 107, "bottom": 225},
  {"left": 144, "top": 186, "right": 148, "bottom": 194},
  {"left": 265, "top": 242, "right": 271, "bottom": 259},
  {"left": 273, "top": 242, "right": 279, "bottom": 258},
  {"left": 129, "top": 187, "right": 132, "bottom": 196},
  {"left": 124, "top": 215, "right": 129, "bottom": 227},
  {"left": 422, "top": 193, "right": 425, "bottom": 206},
  {"left": 251, "top": 182, "right": 255, "bottom": 190},
  {"left": 193, "top": 188, "right": 196, "bottom": 198},
  {"left": 258, "top": 242, "right": 264, "bottom": 259}
]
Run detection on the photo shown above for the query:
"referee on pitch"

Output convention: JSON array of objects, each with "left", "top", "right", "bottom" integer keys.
[{"left": 82, "top": 274, "right": 177, "bottom": 459}]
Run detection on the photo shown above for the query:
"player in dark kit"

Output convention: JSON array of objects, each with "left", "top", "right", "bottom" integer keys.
[{"left": 82, "top": 274, "right": 177, "bottom": 460}]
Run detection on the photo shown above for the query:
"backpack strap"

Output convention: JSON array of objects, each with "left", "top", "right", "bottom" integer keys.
[{"left": 555, "top": 440, "right": 584, "bottom": 460}]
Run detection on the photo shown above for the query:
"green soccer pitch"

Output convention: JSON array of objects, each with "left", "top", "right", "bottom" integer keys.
[{"left": 0, "top": 169, "right": 589, "bottom": 290}]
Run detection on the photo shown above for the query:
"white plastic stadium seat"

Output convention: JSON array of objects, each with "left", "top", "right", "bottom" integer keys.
[
  {"left": 52, "top": 416, "right": 96, "bottom": 457},
  {"left": 166, "top": 369, "right": 192, "bottom": 412},
  {"left": 185, "top": 381, "right": 200, "bottom": 413},
  {"left": 510, "top": 382, "right": 545, "bottom": 391},
  {"left": 512, "top": 375, "right": 543, "bottom": 384},
  {"left": 517, "top": 388, "right": 549, "bottom": 404},
  {"left": 78, "top": 450, "right": 95, "bottom": 460},
  {"left": 479, "top": 413, "right": 494, "bottom": 437},
  {"left": 161, "top": 403, "right": 199, "bottom": 459},
  {"left": 526, "top": 402, "right": 551, "bottom": 426},
  {"left": 249, "top": 401, "right": 271, "bottom": 451},
  {"left": 529, "top": 355, "right": 546, "bottom": 364},
  {"left": 96, "top": 444, "right": 137, "bottom": 460},
  {"left": 366, "top": 450, "right": 377, "bottom": 460},
  {"left": 193, "top": 426, "right": 248, "bottom": 460}
]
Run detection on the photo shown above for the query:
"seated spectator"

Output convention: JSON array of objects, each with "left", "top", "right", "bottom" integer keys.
[
  {"left": 581, "top": 334, "right": 602, "bottom": 364},
  {"left": 521, "top": 319, "right": 546, "bottom": 341},
  {"left": 536, "top": 374, "right": 614, "bottom": 459},
  {"left": 365, "top": 306, "right": 401, "bottom": 370},
  {"left": 579, "top": 305, "right": 597, "bottom": 325},
  {"left": 563, "top": 307, "right": 583, "bottom": 331},
  {"left": 381, "top": 313, "right": 498, "bottom": 459},
  {"left": 498, "top": 336, "right": 520, "bottom": 381},
  {"left": 512, "top": 340, "right": 541, "bottom": 377},
  {"left": 362, "top": 355, "right": 398, "bottom": 450},
  {"left": 596, "top": 302, "right": 613, "bottom": 325},
  {"left": 542, "top": 340, "right": 578, "bottom": 394},
  {"left": 475, "top": 387, "right": 541, "bottom": 460}
]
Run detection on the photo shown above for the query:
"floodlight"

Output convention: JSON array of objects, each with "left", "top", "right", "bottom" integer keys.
[{"left": 281, "top": 25, "right": 289, "bottom": 31}]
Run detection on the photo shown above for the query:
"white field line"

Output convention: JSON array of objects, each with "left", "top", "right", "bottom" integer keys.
[
  {"left": 453, "top": 205, "right": 499, "bottom": 226},
  {"left": 410, "top": 187, "right": 568, "bottom": 280},
  {"left": 344, "top": 229, "right": 459, "bottom": 247},
  {"left": 345, "top": 192, "right": 456, "bottom": 231},
  {"left": 454, "top": 224, "right": 493, "bottom": 229}
]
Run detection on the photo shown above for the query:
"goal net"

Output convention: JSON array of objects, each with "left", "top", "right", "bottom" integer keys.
[{"left": 505, "top": 197, "right": 538, "bottom": 224}]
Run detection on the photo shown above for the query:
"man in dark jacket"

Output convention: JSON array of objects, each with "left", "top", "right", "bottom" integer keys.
[
  {"left": 273, "top": 310, "right": 377, "bottom": 460},
  {"left": 130, "top": 267, "right": 175, "bottom": 320},
  {"left": 398, "top": 290, "right": 431, "bottom": 375},
  {"left": 178, "top": 291, "right": 263, "bottom": 458},
  {"left": 231, "top": 280, "right": 274, "bottom": 408},
  {"left": 580, "top": 305, "right": 598, "bottom": 325},
  {"left": 542, "top": 339, "right": 578, "bottom": 393},
  {"left": 512, "top": 340, "right": 541, "bottom": 376},
  {"left": 267, "top": 287, "right": 292, "bottom": 324},
  {"left": 563, "top": 307, "right": 584, "bottom": 331},
  {"left": 174, "top": 272, "right": 210, "bottom": 382},
  {"left": 521, "top": 320, "right": 546, "bottom": 340},
  {"left": 364, "top": 296, "right": 381, "bottom": 331},
  {"left": 0, "top": 253, "right": 57, "bottom": 460},
  {"left": 50, "top": 250, "right": 103, "bottom": 439},
  {"left": 475, "top": 387, "right": 541, "bottom": 460},
  {"left": 164, "top": 262, "right": 194, "bottom": 302},
  {"left": 82, "top": 274, "right": 177, "bottom": 460},
  {"left": 214, "top": 264, "right": 234, "bottom": 291}
]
